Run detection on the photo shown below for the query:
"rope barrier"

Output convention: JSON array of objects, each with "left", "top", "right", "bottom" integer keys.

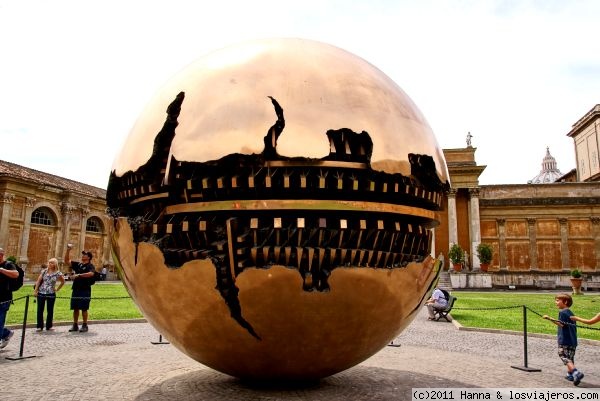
[
  {"left": 53, "top": 296, "right": 133, "bottom": 300},
  {"left": 511, "top": 305, "right": 541, "bottom": 372},
  {"left": 525, "top": 306, "right": 600, "bottom": 331},
  {"left": 451, "top": 305, "right": 523, "bottom": 311},
  {"left": 0, "top": 295, "right": 28, "bottom": 306}
]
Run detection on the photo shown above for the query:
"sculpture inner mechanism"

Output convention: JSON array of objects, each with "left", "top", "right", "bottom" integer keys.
[{"left": 107, "top": 92, "right": 448, "bottom": 339}]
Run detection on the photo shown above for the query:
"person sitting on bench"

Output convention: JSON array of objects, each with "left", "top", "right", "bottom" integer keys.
[{"left": 425, "top": 287, "right": 448, "bottom": 320}]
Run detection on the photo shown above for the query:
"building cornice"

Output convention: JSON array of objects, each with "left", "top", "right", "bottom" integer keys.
[
  {"left": 480, "top": 197, "right": 600, "bottom": 207},
  {"left": 567, "top": 104, "right": 600, "bottom": 137}
]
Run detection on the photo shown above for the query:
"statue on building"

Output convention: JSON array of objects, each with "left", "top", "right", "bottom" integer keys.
[
  {"left": 437, "top": 252, "right": 445, "bottom": 270},
  {"left": 466, "top": 132, "right": 473, "bottom": 147}
]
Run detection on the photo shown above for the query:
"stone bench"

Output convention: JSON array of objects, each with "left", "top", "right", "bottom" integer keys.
[
  {"left": 583, "top": 281, "right": 600, "bottom": 291},
  {"left": 536, "top": 279, "right": 556, "bottom": 289}
]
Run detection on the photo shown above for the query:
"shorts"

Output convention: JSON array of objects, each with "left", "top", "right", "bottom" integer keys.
[
  {"left": 70, "top": 288, "right": 91, "bottom": 311},
  {"left": 558, "top": 345, "right": 576, "bottom": 365}
]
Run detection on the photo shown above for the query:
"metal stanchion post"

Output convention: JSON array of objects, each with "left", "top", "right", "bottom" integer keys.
[
  {"left": 511, "top": 305, "right": 540, "bottom": 372},
  {"left": 151, "top": 333, "right": 170, "bottom": 345},
  {"left": 6, "top": 295, "right": 37, "bottom": 361}
]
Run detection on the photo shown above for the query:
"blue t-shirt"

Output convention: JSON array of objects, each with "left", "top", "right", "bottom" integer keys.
[{"left": 557, "top": 308, "right": 577, "bottom": 347}]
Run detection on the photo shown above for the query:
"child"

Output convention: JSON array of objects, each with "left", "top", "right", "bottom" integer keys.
[
  {"left": 571, "top": 312, "right": 600, "bottom": 325},
  {"left": 543, "top": 293, "right": 584, "bottom": 386}
]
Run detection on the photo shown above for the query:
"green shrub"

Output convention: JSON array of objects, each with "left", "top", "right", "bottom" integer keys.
[
  {"left": 448, "top": 243, "right": 464, "bottom": 264},
  {"left": 476, "top": 243, "right": 493, "bottom": 265}
]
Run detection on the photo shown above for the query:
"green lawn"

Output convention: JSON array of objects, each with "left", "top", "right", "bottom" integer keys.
[
  {"left": 6, "top": 282, "right": 143, "bottom": 326},
  {"left": 451, "top": 291, "right": 600, "bottom": 341}
]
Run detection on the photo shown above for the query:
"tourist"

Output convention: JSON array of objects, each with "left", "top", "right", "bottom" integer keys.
[
  {"left": 64, "top": 245, "right": 95, "bottom": 333},
  {"left": 543, "top": 293, "right": 584, "bottom": 386},
  {"left": 570, "top": 312, "right": 600, "bottom": 325},
  {"left": 33, "top": 257, "right": 65, "bottom": 331},
  {"left": 424, "top": 287, "right": 448, "bottom": 320},
  {"left": 0, "top": 248, "right": 18, "bottom": 348}
]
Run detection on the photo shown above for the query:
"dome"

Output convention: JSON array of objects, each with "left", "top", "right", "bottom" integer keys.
[{"left": 529, "top": 147, "right": 563, "bottom": 184}]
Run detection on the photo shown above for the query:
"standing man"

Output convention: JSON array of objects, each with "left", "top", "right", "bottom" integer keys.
[
  {"left": 64, "top": 245, "right": 95, "bottom": 333},
  {"left": 0, "top": 247, "right": 18, "bottom": 348}
]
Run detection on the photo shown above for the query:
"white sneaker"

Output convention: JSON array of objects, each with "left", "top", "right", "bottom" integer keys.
[{"left": 0, "top": 330, "right": 14, "bottom": 348}]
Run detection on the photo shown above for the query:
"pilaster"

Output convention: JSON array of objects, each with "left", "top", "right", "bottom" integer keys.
[
  {"left": 468, "top": 188, "right": 481, "bottom": 269},
  {"left": 559, "top": 218, "right": 569, "bottom": 271},
  {"left": 527, "top": 218, "right": 538, "bottom": 270},
  {"left": 497, "top": 218, "right": 507, "bottom": 270},
  {"left": 58, "top": 202, "right": 76, "bottom": 265},
  {"left": 447, "top": 188, "right": 458, "bottom": 250},
  {"left": 0, "top": 192, "right": 15, "bottom": 248},
  {"left": 591, "top": 217, "right": 600, "bottom": 271},
  {"left": 79, "top": 206, "right": 90, "bottom": 252},
  {"left": 19, "top": 196, "right": 36, "bottom": 267}
]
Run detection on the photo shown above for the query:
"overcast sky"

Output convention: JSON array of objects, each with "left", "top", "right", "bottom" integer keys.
[{"left": 1, "top": 0, "right": 598, "bottom": 189}]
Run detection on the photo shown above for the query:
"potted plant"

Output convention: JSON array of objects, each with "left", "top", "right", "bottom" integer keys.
[
  {"left": 570, "top": 268, "right": 583, "bottom": 295},
  {"left": 448, "top": 243, "right": 464, "bottom": 272},
  {"left": 476, "top": 243, "right": 493, "bottom": 272}
]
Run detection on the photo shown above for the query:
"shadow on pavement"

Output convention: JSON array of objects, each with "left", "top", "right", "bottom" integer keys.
[{"left": 135, "top": 366, "right": 473, "bottom": 401}]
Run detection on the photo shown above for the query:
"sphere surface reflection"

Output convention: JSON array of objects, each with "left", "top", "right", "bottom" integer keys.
[{"left": 108, "top": 38, "right": 448, "bottom": 380}]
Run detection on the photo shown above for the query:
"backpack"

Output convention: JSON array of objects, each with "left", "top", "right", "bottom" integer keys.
[
  {"left": 440, "top": 288, "right": 450, "bottom": 301},
  {"left": 7, "top": 262, "right": 24, "bottom": 292}
]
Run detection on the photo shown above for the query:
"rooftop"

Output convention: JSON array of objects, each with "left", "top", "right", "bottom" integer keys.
[{"left": 0, "top": 159, "right": 106, "bottom": 199}]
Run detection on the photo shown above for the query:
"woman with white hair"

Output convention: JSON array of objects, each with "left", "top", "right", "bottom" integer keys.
[{"left": 33, "top": 258, "right": 65, "bottom": 331}]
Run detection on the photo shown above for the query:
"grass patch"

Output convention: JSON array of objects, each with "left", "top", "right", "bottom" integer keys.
[
  {"left": 6, "top": 282, "right": 142, "bottom": 325},
  {"left": 451, "top": 292, "right": 600, "bottom": 341}
]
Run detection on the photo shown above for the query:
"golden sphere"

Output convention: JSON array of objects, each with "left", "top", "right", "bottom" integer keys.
[{"left": 109, "top": 38, "right": 446, "bottom": 380}]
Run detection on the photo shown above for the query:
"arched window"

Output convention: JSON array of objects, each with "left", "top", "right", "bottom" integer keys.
[
  {"left": 31, "top": 207, "right": 54, "bottom": 226},
  {"left": 86, "top": 217, "right": 103, "bottom": 233}
]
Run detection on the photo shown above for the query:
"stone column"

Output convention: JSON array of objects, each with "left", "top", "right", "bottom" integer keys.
[
  {"left": 559, "top": 218, "right": 569, "bottom": 271},
  {"left": 0, "top": 193, "right": 15, "bottom": 248},
  {"left": 101, "top": 230, "right": 110, "bottom": 267},
  {"left": 527, "top": 218, "right": 538, "bottom": 271},
  {"left": 591, "top": 217, "right": 600, "bottom": 271},
  {"left": 468, "top": 188, "right": 482, "bottom": 270},
  {"left": 18, "top": 197, "right": 37, "bottom": 269},
  {"left": 447, "top": 188, "right": 458, "bottom": 250},
  {"left": 58, "top": 202, "right": 75, "bottom": 267},
  {"left": 497, "top": 219, "right": 507, "bottom": 270}
]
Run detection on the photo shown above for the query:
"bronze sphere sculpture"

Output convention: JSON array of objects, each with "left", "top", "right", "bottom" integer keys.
[{"left": 107, "top": 38, "right": 449, "bottom": 381}]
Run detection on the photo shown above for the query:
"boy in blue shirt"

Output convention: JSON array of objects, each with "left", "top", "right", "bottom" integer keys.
[{"left": 543, "top": 293, "right": 584, "bottom": 386}]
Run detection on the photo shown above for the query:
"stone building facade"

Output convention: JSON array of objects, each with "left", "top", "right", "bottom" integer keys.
[
  {"left": 0, "top": 160, "right": 111, "bottom": 278},
  {"left": 436, "top": 104, "right": 600, "bottom": 289}
]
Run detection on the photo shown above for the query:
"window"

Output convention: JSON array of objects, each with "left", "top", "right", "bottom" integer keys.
[
  {"left": 31, "top": 208, "right": 54, "bottom": 226},
  {"left": 86, "top": 217, "right": 102, "bottom": 233}
]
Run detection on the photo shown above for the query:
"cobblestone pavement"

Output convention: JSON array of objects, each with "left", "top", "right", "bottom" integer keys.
[{"left": 1, "top": 308, "right": 598, "bottom": 400}]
